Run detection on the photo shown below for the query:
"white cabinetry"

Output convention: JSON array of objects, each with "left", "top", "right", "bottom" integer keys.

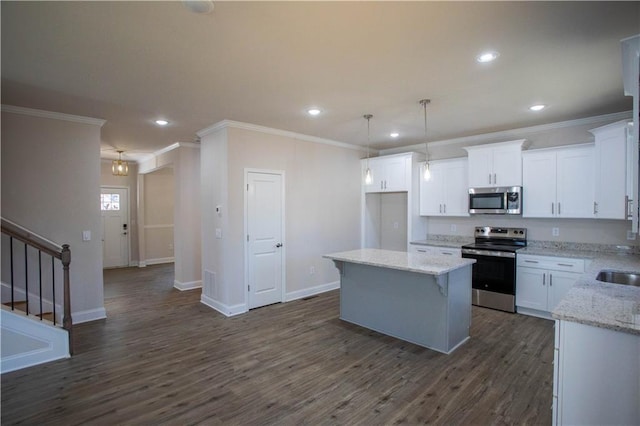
[
  {"left": 622, "top": 35, "right": 639, "bottom": 232},
  {"left": 464, "top": 139, "right": 525, "bottom": 188},
  {"left": 363, "top": 154, "right": 410, "bottom": 193},
  {"left": 409, "top": 245, "right": 461, "bottom": 257},
  {"left": 553, "top": 320, "right": 639, "bottom": 425},
  {"left": 419, "top": 158, "right": 469, "bottom": 216},
  {"left": 591, "top": 120, "right": 633, "bottom": 219},
  {"left": 522, "top": 144, "right": 595, "bottom": 218},
  {"left": 516, "top": 254, "right": 585, "bottom": 318}
]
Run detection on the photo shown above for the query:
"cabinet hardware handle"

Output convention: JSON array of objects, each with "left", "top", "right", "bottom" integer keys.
[
  {"left": 558, "top": 203, "right": 561, "bottom": 215},
  {"left": 543, "top": 274, "right": 546, "bottom": 286},
  {"left": 489, "top": 174, "right": 492, "bottom": 185},
  {"left": 549, "top": 274, "right": 553, "bottom": 286},
  {"left": 552, "top": 203, "right": 554, "bottom": 215},
  {"left": 557, "top": 263, "right": 573, "bottom": 267},
  {"left": 439, "top": 204, "right": 442, "bottom": 213},
  {"left": 594, "top": 202, "right": 598, "bottom": 214},
  {"left": 524, "top": 260, "right": 539, "bottom": 263},
  {"left": 443, "top": 204, "right": 446, "bottom": 214},
  {"left": 380, "top": 181, "right": 383, "bottom": 190},
  {"left": 442, "top": 252, "right": 453, "bottom": 255},
  {"left": 493, "top": 173, "right": 496, "bottom": 184}
]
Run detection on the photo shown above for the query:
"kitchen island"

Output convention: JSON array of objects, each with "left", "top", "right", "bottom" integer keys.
[{"left": 323, "top": 248, "right": 476, "bottom": 354}]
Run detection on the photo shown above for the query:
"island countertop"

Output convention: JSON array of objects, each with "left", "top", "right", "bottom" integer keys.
[{"left": 323, "top": 248, "right": 475, "bottom": 276}]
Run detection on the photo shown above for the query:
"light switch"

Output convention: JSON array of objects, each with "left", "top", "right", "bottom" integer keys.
[
  {"left": 82, "top": 230, "right": 91, "bottom": 241},
  {"left": 215, "top": 228, "right": 222, "bottom": 239}
]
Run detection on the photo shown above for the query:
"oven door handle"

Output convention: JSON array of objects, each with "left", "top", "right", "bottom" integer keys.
[{"left": 461, "top": 248, "right": 516, "bottom": 259}]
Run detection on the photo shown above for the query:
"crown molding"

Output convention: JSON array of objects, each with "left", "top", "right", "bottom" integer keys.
[
  {"left": 1, "top": 104, "right": 106, "bottom": 127},
  {"left": 197, "top": 119, "right": 372, "bottom": 153},
  {"left": 381, "top": 110, "right": 633, "bottom": 155}
]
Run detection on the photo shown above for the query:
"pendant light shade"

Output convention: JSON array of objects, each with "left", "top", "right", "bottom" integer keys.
[
  {"left": 419, "top": 99, "right": 431, "bottom": 181},
  {"left": 364, "top": 114, "right": 373, "bottom": 184},
  {"left": 112, "top": 150, "right": 129, "bottom": 177}
]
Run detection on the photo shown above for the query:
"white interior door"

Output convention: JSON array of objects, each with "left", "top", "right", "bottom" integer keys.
[
  {"left": 247, "top": 171, "right": 284, "bottom": 309},
  {"left": 101, "top": 187, "right": 130, "bottom": 268}
]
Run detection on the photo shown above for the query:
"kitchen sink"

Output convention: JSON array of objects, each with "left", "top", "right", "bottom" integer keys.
[{"left": 595, "top": 270, "right": 640, "bottom": 287}]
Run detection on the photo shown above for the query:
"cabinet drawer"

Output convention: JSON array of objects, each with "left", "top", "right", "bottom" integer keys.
[
  {"left": 517, "top": 255, "right": 585, "bottom": 273},
  {"left": 409, "top": 245, "right": 432, "bottom": 254}
]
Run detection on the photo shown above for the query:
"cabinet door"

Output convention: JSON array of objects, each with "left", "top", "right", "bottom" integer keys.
[
  {"left": 547, "top": 271, "right": 580, "bottom": 311},
  {"left": 419, "top": 163, "right": 444, "bottom": 215},
  {"left": 593, "top": 124, "right": 628, "bottom": 219},
  {"left": 522, "top": 151, "right": 557, "bottom": 218},
  {"left": 435, "top": 247, "right": 461, "bottom": 257},
  {"left": 384, "top": 156, "right": 409, "bottom": 192},
  {"left": 556, "top": 146, "right": 595, "bottom": 218},
  {"left": 467, "top": 148, "right": 494, "bottom": 188},
  {"left": 516, "top": 267, "right": 548, "bottom": 311},
  {"left": 442, "top": 159, "right": 469, "bottom": 216},
  {"left": 492, "top": 145, "right": 523, "bottom": 186}
]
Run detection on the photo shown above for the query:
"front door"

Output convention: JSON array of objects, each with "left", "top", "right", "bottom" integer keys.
[
  {"left": 101, "top": 187, "right": 129, "bottom": 268},
  {"left": 247, "top": 171, "right": 284, "bottom": 309}
]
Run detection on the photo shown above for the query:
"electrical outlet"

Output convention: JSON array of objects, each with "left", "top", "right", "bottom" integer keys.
[
  {"left": 627, "top": 230, "right": 637, "bottom": 240},
  {"left": 393, "top": 222, "right": 399, "bottom": 229},
  {"left": 450, "top": 224, "right": 457, "bottom": 233},
  {"left": 552, "top": 227, "right": 560, "bottom": 237},
  {"left": 309, "top": 266, "right": 315, "bottom": 275}
]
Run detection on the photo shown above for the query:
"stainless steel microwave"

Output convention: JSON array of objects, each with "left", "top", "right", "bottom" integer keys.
[{"left": 469, "top": 186, "right": 522, "bottom": 215}]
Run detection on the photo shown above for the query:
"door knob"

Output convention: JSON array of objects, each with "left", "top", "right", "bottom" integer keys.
[{"left": 276, "top": 243, "right": 283, "bottom": 248}]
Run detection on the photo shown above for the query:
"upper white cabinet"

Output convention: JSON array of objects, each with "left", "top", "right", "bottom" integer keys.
[
  {"left": 622, "top": 35, "right": 639, "bottom": 232},
  {"left": 464, "top": 140, "right": 525, "bottom": 188},
  {"left": 363, "top": 153, "right": 411, "bottom": 193},
  {"left": 522, "top": 144, "right": 595, "bottom": 218},
  {"left": 419, "top": 158, "right": 469, "bottom": 216},
  {"left": 590, "top": 120, "right": 633, "bottom": 219}
]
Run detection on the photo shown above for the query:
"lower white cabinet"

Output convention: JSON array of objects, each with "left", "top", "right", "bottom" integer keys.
[
  {"left": 554, "top": 320, "right": 640, "bottom": 425},
  {"left": 409, "top": 245, "right": 461, "bottom": 257},
  {"left": 516, "top": 254, "right": 585, "bottom": 318}
]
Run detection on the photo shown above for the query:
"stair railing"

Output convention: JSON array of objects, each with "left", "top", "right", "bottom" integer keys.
[{"left": 1, "top": 217, "right": 73, "bottom": 355}]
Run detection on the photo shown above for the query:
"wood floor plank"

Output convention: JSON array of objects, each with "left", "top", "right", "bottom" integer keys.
[{"left": 1, "top": 264, "right": 554, "bottom": 425}]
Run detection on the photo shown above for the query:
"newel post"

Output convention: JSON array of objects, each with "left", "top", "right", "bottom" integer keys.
[{"left": 61, "top": 244, "right": 73, "bottom": 355}]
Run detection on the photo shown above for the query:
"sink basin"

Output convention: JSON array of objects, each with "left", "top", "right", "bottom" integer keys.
[{"left": 595, "top": 270, "right": 640, "bottom": 287}]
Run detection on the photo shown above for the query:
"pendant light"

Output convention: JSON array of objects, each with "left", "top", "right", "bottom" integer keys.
[
  {"left": 419, "top": 99, "right": 431, "bottom": 181},
  {"left": 112, "top": 150, "right": 129, "bottom": 177},
  {"left": 364, "top": 114, "right": 373, "bottom": 184}
]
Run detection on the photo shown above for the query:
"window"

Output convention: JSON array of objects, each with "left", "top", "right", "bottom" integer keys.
[{"left": 101, "top": 193, "right": 120, "bottom": 211}]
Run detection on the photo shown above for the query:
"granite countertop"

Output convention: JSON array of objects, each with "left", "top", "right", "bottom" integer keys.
[
  {"left": 324, "top": 248, "right": 475, "bottom": 276},
  {"left": 409, "top": 236, "right": 473, "bottom": 249},
  {"left": 552, "top": 253, "right": 640, "bottom": 335}
]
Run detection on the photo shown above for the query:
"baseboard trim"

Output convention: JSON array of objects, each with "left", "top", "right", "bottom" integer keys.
[
  {"left": 174, "top": 280, "right": 202, "bottom": 291},
  {"left": 145, "top": 257, "right": 175, "bottom": 266},
  {"left": 200, "top": 294, "right": 247, "bottom": 317},
  {"left": 285, "top": 281, "right": 340, "bottom": 302},
  {"left": 72, "top": 307, "right": 107, "bottom": 324}
]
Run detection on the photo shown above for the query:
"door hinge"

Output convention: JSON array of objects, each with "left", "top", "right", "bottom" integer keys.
[{"left": 247, "top": 184, "right": 249, "bottom": 191}]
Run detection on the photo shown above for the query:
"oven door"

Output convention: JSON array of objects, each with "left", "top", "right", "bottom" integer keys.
[{"left": 461, "top": 249, "right": 516, "bottom": 294}]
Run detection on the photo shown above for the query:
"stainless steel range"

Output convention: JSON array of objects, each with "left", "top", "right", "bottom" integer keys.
[{"left": 461, "top": 226, "right": 527, "bottom": 313}]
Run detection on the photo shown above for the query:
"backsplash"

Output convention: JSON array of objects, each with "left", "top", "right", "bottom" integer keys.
[{"left": 525, "top": 240, "right": 640, "bottom": 255}]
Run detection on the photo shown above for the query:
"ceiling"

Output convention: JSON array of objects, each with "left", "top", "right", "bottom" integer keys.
[{"left": 2, "top": 1, "right": 639, "bottom": 162}]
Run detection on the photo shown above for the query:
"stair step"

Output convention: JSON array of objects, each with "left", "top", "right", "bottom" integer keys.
[{"left": 3, "top": 301, "right": 55, "bottom": 322}]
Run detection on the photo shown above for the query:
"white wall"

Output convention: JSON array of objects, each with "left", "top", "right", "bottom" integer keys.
[
  {"left": 200, "top": 123, "right": 362, "bottom": 314},
  {"left": 138, "top": 144, "right": 201, "bottom": 290},
  {"left": 143, "top": 167, "right": 174, "bottom": 262},
  {"left": 1, "top": 108, "right": 106, "bottom": 323}
]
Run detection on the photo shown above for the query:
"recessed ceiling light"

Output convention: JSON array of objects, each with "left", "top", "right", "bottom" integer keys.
[
  {"left": 476, "top": 51, "right": 499, "bottom": 63},
  {"left": 390, "top": 132, "right": 400, "bottom": 138},
  {"left": 155, "top": 119, "right": 169, "bottom": 126},
  {"left": 529, "top": 104, "right": 546, "bottom": 112},
  {"left": 307, "top": 108, "right": 321, "bottom": 116}
]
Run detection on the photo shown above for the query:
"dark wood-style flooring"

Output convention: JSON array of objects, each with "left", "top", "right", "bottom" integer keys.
[{"left": 2, "top": 264, "right": 554, "bottom": 425}]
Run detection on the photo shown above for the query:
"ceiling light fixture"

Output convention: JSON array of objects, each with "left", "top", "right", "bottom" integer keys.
[
  {"left": 307, "top": 108, "right": 321, "bottom": 116},
  {"left": 364, "top": 114, "right": 373, "bottom": 185},
  {"left": 476, "top": 51, "right": 499, "bottom": 63},
  {"left": 182, "top": 0, "right": 215, "bottom": 14},
  {"left": 390, "top": 132, "right": 400, "bottom": 138},
  {"left": 419, "top": 99, "right": 431, "bottom": 181},
  {"left": 155, "top": 119, "right": 169, "bottom": 126},
  {"left": 112, "top": 150, "right": 129, "bottom": 177},
  {"left": 529, "top": 104, "right": 546, "bottom": 112}
]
